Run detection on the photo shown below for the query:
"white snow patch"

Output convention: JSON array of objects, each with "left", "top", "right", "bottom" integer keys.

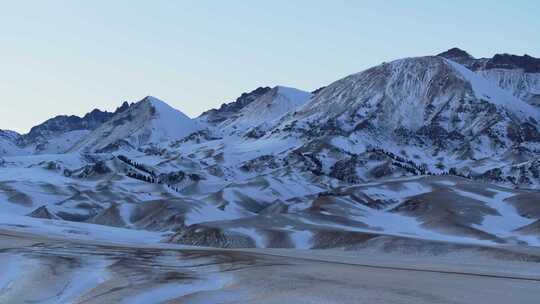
[
  {"left": 290, "top": 230, "right": 313, "bottom": 249},
  {"left": 446, "top": 59, "right": 540, "bottom": 120},
  {"left": 453, "top": 188, "right": 538, "bottom": 245}
]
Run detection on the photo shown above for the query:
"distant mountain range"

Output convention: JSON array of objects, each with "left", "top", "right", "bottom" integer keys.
[{"left": 1, "top": 48, "right": 540, "bottom": 249}]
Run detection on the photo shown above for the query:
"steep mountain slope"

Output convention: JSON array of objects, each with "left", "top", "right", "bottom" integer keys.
[
  {"left": 216, "top": 86, "right": 312, "bottom": 136},
  {"left": 257, "top": 56, "right": 540, "bottom": 186},
  {"left": 199, "top": 86, "right": 271, "bottom": 124},
  {"left": 296, "top": 56, "right": 537, "bottom": 129},
  {"left": 438, "top": 48, "right": 540, "bottom": 106},
  {"left": 23, "top": 107, "right": 119, "bottom": 144},
  {"left": 1, "top": 102, "right": 130, "bottom": 155},
  {"left": 166, "top": 56, "right": 540, "bottom": 189},
  {"left": 1, "top": 49, "right": 540, "bottom": 253},
  {"left": 0, "top": 130, "right": 26, "bottom": 156},
  {"left": 71, "top": 96, "right": 202, "bottom": 153}
]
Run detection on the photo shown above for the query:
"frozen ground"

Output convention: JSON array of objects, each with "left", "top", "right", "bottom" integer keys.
[{"left": 0, "top": 228, "right": 539, "bottom": 304}]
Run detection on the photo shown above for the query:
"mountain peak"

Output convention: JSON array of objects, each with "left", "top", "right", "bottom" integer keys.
[
  {"left": 70, "top": 95, "right": 202, "bottom": 152},
  {"left": 216, "top": 85, "right": 311, "bottom": 135},
  {"left": 296, "top": 54, "right": 536, "bottom": 134},
  {"left": 437, "top": 47, "right": 474, "bottom": 60},
  {"left": 199, "top": 86, "right": 272, "bottom": 124},
  {"left": 273, "top": 86, "right": 312, "bottom": 104},
  {"left": 140, "top": 95, "right": 167, "bottom": 107}
]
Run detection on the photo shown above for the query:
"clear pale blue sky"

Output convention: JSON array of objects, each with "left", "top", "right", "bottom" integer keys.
[{"left": 2, "top": 0, "right": 539, "bottom": 133}]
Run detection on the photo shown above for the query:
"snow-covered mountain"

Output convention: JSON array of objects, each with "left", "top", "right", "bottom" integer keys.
[
  {"left": 239, "top": 56, "right": 538, "bottom": 188},
  {"left": 0, "top": 130, "right": 26, "bottom": 156},
  {"left": 295, "top": 56, "right": 537, "bottom": 129},
  {"left": 1, "top": 102, "right": 129, "bottom": 155},
  {"left": 1, "top": 49, "right": 540, "bottom": 251},
  {"left": 199, "top": 86, "right": 272, "bottom": 124},
  {"left": 438, "top": 48, "right": 540, "bottom": 106},
  {"left": 71, "top": 96, "right": 202, "bottom": 153},
  {"left": 214, "top": 86, "right": 312, "bottom": 136}
]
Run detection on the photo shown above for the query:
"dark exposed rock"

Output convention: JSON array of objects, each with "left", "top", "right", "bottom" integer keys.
[
  {"left": 391, "top": 199, "right": 431, "bottom": 213},
  {"left": 264, "top": 230, "right": 295, "bottom": 248},
  {"left": 94, "top": 140, "right": 135, "bottom": 153},
  {"left": 438, "top": 47, "right": 540, "bottom": 73},
  {"left": 360, "top": 198, "right": 396, "bottom": 210},
  {"left": 416, "top": 124, "right": 450, "bottom": 147},
  {"left": 165, "top": 225, "right": 255, "bottom": 248},
  {"left": 244, "top": 127, "right": 266, "bottom": 139},
  {"left": 311, "top": 86, "right": 326, "bottom": 95},
  {"left": 330, "top": 156, "right": 361, "bottom": 184},
  {"left": 188, "top": 173, "right": 202, "bottom": 182},
  {"left": 27, "top": 205, "right": 59, "bottom": 220},
  {"left": 370, "top": 162, "right": 394, "bottom": 178},
  {"left": 21, "top": 103, "right": 131, "bottom": 145},
  {"left": 240, "top": 155, "right": 279, "bottom": 173},
  {"left": 158, "top": 171, "right": 186, "bottom": 185},
  {"left": 486, "top": 53, "right": 540, "bottom": 73},
  {"left": 56, "top": 211, "right": 97, "bottom": 222},
  {"left": 200, "top": 87, "right": 272, "bottom": 124},
  {"left": 312, "top": 230, "right": 378, "bottom": 249},
  {"left": 477, "top": 168, "right": 504, "bottom": 182},
  {"left": 88, "top": 204, "right": 126, "bottom": 227},
  {"left": 436, "top": 48, "right": 474, "bottom": 64},
  {"left": 43, "top": 161, "right": 61, "bottom": 171},
  {"left": 176, "top": 129, "right": 221, "bottom": 145},
  {"left": 72, "top": 161, "right": 112, "bottom": 178},
  {"left": 522, "top": 123, "right": 540, "bottom": 142}
]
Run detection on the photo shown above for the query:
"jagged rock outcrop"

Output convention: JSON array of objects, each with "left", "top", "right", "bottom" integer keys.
[
  {"left": 27, "top": 206, "right": 60, "bottom": 220},
  {"left": 199, "top": 87, "right": 271, "bottom": 124}
]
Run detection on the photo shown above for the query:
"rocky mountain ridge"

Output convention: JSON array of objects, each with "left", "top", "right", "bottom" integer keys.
[
  {"left": 438, "top": 48, "right": 540, "bottom": 106},
  {"left": 1, "top": 49, "right": 540, "bottom": 250}
]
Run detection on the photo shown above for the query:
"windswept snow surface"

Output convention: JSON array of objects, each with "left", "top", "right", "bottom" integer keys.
[
  {"left": 219, "top": 86, "right": 311, "bottom": 133},
  {"left": 146, "top": 96, "right": 203, "bottom": 142},
  {"left": 479, "top": 69, "right": 540, "bottom": 103},
  {"left": 453, "top": 188, "right": 539, "bottom": 245},
  {"left": 70, "top": 96, "right": 203, "bottom": 152},
  {"left": 446, "top": 59, "right": 540, "bottom": 120},
  {"left": 0, "top": 213, "right": 165, "bottom": 245}
]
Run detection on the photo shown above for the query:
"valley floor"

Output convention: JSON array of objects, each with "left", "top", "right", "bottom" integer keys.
[{"left": 1, "top": 229, "right": 539, "bottom": 304}]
